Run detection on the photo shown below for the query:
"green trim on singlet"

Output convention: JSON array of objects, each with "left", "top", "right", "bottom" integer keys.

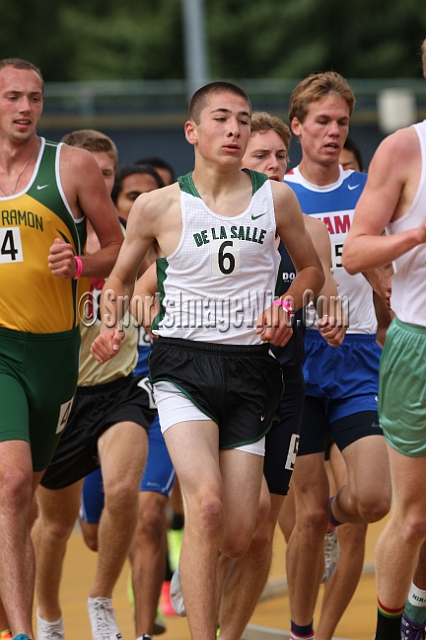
[
  {"left": 151, "top": 257, "right": 169, "bottom": 332},
  {"left": 178, "top": 169, "right": 268, "bottom": 199},
  {"left": 241, "top": 168, "right": 269, "bottom": 194},
  {"left": 178, "top": 173, "right": 200, "bottom": 197},
  {"left": 26, "top": 140, "right": 82, "bottom": 327},
  {"left": 27, "top": 141, "right": 82, "bottom": 254}
]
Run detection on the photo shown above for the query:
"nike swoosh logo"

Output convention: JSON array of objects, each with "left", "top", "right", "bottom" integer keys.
[
  {"left": 37, "top": 184, "right": 49, "bottom": 190},
  {"left": 348, "top": 184, "right": 360, "bottom": 190},
  {"left": 251, "top": 212, "right": 267, "bottom": 220}
]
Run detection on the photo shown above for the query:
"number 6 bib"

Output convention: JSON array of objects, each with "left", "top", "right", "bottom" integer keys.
[{"left": 211, "top": 238, "right": 240, "bottom": 276}]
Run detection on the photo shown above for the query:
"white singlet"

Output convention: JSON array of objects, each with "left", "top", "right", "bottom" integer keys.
[
  {"left": 152, "top": 170, "right": 281, "bottom": 345},
  {"left": 387, "top": 120, "right": 426, "bottom": 328},
  {"left": 285, "top": 165, "right": 376, "bottom": 334}
]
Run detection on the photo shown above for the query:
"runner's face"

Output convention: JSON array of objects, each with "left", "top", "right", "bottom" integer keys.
[
  {"left": 91, "top": 151, "right": 116, "bottom": 195},
  {"left": 292, "top": 94, "right": 350, "bottom": 168},
  {"left": 242, "top": 129, "right": 288, "bottom": 182},
  {"left": 190, "top": 92, "right": 251, "bottom": 166},
  {"left": 0, "top": 66, "right": 43, "bottom": 144},
  {"left": 116, "top": 173, "right": 160, "bottom": 219}
]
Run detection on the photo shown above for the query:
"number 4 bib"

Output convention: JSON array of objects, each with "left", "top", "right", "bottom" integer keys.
[{"left": 0, "top": 227, "right": 24, "bottom": 263}]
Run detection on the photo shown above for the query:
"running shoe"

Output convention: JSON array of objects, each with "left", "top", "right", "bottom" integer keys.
[
  {"left": 88, "top": 597, "right": 122, "bottom": 640},
  {"left": 321, "top": 528, "right": 339, "bottom": 583},
  {"left": 401, "top": 611, "right": 425, "bottom": 639},
  {"left": 0, "top": 631, "right": 12, "bottom": 640},
  {"left": 36, "top": 610, "right": 64, "bottom": 640},
  {"left": 170, "top": 568, "right": 186, "bottom": 617}
]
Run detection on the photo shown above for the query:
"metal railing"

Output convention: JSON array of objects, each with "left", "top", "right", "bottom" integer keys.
[{"left": 40, "top": 78, "right": 426, "bottom": 130}]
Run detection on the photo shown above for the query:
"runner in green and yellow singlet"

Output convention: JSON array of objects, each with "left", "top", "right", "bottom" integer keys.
[{"left": 0, "top": 58, "right": 123, "bottom": 640}]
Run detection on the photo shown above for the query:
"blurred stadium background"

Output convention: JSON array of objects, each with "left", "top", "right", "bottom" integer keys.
[{"left": 38, "top": 77, "right": 426, "bottom": 176}]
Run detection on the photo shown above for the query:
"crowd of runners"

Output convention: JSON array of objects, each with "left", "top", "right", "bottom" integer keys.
[{"left": 1, "top": 39, "right": 426, "bottom": 640}]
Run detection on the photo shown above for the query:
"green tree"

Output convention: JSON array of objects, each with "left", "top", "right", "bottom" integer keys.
[
  {"left": 0, "top": 0, "right": 184, "bottom": 81},
  {"left": 58, "top": 0, "right": 184, "bottom": 81},
  {"left": 0, "top": 0, "right": 425, "bottom": 81},
  {"left": 0, "top": 0, "right": 75, "bottom": 80},
  {"left": 208, "top": 0, "right": 426, "bottom": 79}
]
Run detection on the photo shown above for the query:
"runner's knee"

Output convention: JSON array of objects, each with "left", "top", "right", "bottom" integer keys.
[
  {"left": 136, "top": 501, "right": 167, "bottom": 546},
  {"left": 356, "top": 492, "right": 390, "bottom": 523},
  {"left": 398, "top": 513, "right": 426, "bottom": 546},
  {"left": 248, "top": 520, "right": 275, "bottom": 558},
  {"left": 186, "top": 491, "right": 223, "bottom": 538},
  {"left": 0, "top": 467, "right": 32, "bottom": 512},
  {"left": 296, "top": 499, "right": 329, "bottom": 536},
  {"left": 104, "top": 472, "right": 141, "bottom": 515},
  {"left": 80, "top": 520, "right": 99, "bottom": 552},
  {"left": 221, "top": 528, "right": 254, "bottom": 558},
  {"left": 39, "top": 510, "right": 76, "bottom": 544}
]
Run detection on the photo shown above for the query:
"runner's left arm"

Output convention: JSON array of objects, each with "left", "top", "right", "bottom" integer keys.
[{"left": 344, "top": 129, "right": 426, "bottom": 273}]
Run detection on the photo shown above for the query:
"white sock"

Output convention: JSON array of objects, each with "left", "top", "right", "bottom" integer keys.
[
  {"left": 408, "top": 582, "right": 426, "bottom": 607},
  {"left": 36, "top": 609, "right": 63, "bottom": 625}
]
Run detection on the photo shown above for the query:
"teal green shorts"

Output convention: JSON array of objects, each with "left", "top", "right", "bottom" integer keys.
[
  {"left": 0, "top": 326, "right": 80, "bottom": 471},
  {"left": 379, "top": 317, "right": 426, "bottom": 457}
]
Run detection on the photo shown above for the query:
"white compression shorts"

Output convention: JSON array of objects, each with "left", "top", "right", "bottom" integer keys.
[{"left": 153, "top": 380, "right": 265, "bottom": 456}]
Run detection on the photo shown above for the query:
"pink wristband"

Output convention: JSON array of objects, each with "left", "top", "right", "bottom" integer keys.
[
  {"left": 272, "top": 298, "right": 295, "bottom": 315},
  {"left": 73, "top": 256, "right": 83, "bottom": 279}
]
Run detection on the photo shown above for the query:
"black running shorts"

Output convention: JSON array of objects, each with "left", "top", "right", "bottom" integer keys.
[
  {"left": 149, "top": 337, "right": 284, "bottom": 449},
  {"left": 41, "top": 374, "right": 156, "bottom": 490},
  {"left": 264, "top": 364, "right": 305, "bottom": 495}
]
